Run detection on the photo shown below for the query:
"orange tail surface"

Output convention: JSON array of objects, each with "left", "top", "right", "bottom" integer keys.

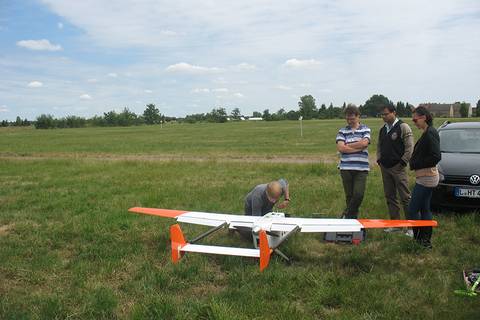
[
  {"left": 259, "top": 230, "right": 272, "bottom": 271},
  {"left": 170, "top": 224, "right": 187, "bottom": 263}
]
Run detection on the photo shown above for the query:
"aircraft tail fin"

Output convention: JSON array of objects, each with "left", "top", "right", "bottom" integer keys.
[
  {"left": 259, "top": 230, "right": 272, "bottom": 271},
  {"left": 170, "top": 224, "right": 187, "bottom": 263}
]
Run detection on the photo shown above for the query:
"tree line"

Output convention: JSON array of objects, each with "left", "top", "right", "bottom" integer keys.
[
  {"left": 2, "top": 96, "right": 479, "bottom": 129},
  {"left": 34, "top": 104, "right": 172, "bottom": 129}
]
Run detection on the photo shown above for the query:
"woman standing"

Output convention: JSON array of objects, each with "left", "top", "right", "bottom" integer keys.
[{"left": 408, "top": 106, "right": 441, "bottom": 248}]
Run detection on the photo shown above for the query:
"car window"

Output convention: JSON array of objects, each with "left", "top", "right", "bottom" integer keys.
[{"left": 440, "top": 129, "right": 480, "bottom": 153}]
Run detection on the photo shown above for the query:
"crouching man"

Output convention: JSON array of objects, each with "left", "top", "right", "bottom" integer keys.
[{"left": 244, "top": 179, "right": 290, "bottom": 216}]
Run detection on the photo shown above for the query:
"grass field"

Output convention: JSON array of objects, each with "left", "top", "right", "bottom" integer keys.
[{"left": 1, "top": 119, "right": 479, "bottom": 319}]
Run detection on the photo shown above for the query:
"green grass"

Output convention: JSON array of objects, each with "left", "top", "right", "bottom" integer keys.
[
  {"left": 0, "top": 119, "right": 431, "bottom": 158},
  {"left": 1, "top": 117, "right": 478, "bottom": 159},
  {"left": 1, "top": 119, "right": 479, "bottom": 319}
]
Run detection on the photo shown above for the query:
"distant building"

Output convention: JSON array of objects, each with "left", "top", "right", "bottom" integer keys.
[
  {"left": 248, "top": 117, "right": 263, "bottom": 121},
  {"left": 418, "top": 102, "right": 472, "bottom": 118}
]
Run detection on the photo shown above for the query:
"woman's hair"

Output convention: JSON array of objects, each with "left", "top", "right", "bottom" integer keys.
[{"left": 413, "top": 106, "right": 433, "bottom": 126}]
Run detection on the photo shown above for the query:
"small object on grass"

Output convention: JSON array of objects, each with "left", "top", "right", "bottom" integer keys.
[{"left": 454, "top": 269, "right": 480, "bottom": 297}]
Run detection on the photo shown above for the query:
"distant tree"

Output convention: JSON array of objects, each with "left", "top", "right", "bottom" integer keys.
[
  {"left": 286, "top": 110, "right": 300, "bottom": 120},
  {"left": 342, "top": 102, "right": 346, "bottom": 109},
  {"left": 476, "top": 99, "right": 480, "bottom": 117},
  {"left": 327, "top": 103, "right": 334, "bottom": 118},
  {"left": 120, "top": 108, "right": 140, "bottom": 126},
  {"left": 298, "top": 95, "right": 317, "bottom": 120},
  {"left": 362, "top": 94, "right": 394, "bottom": 117},
  {"left": 14, "top": 116, "right": 22, "bottom": 126},
  {"left": 206, "top": 107, "right": 228, "bottom": 123},
  {"left": 273, "top": 108, "right": 287, "bottom": 121},
  {"left": 405, "top": 102, "right": 414, "bottom": 117},
  {"left": 252, "top": 111, "right": 262, "bottom": 118},
  {"left": 143, "top": 104, "right": 161, "bottom": 125},
  {"left": 57, "top": 118, "right": 68, "bottom": 128},
  {"left": 396, "top": 101, "right": 406, "bottom": 117},
  {"left": 230, "top": 107, "right": 241, "bottom": 120},
  {"left": 89, "top": 115, "right": 106, "bottom": 127},
  {"left": 184, "top": 113, "right": 206, "bottom": 123},
  {"left": 35, "top": 114, "right": 55, "bottom": 129},
  {"left": 65, "top": 116, "right": 86, "bottom": 128},
  {"left": 459, "top": 102, "right": 469, "bottom": 118},
  {"left": 318, "top": 104, "right": 327, "bottom": 119},
  {"left": 262, "top": 109, "right": 272, "bottom": 121},
  {"left": 1, "top": 120, "right": 8, "bottom": 127},
  {"left": 103, "top": 111, "right": 118, "bottom": 126}
]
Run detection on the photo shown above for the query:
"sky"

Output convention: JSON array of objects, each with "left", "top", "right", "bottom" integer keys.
[{"left": 0, "top": 0, "right": 479, "bottom": 120}]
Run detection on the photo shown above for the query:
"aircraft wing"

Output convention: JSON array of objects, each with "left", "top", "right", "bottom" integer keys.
[{"left": 128, "top": 207, "right": 438, "bottom": 232}]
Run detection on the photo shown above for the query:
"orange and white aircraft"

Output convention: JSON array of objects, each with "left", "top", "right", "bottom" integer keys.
[{"left": 129, "top": 207, "right": 438, "bottom": 271}]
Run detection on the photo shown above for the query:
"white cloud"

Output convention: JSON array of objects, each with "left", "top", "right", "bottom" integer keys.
[
  {"left": 274, "top": 85, "right": 292, "bottom": 91},
  {"left": 233, "top": 92, "right": 244, "bottom": 98},
  {"left": 144, "top": 89, "right": 153, "bottom": 93},
  {"left": 191, "top": 88, "right": 210, "bottom": 94},
  {"left": 0, "top": 105, "right": 8, "bottom": 112},
  {"left": 16, "top": 39, "right": 62, "bottom": 51},
  {"left": 87, "top": 78, "right": 98, "bottom": 83},
  {"left": 79, "top": 94, "right": 92, "bottom": 100},
  {"left": 165, "top": 62, "right": 223, "bottom": 74},
  {"left": 283, "top": 58, "right": 321, "bottom": 68},
  {"left": 27, "top": 81, "right": 43, "bottom": 88},
  {"left": 57, "top": 22, "right": 63, "bottom": 29},
  {"left": 107, "top": 73, "right": 118, "bottom": 77},
  {"left": 161, "top": 30, "right": 180, "bottom": 36},
  {"left": 212, "top": 88, "right": 229, "bottom": 93},
  {"left": 233, "top": 63, "right": 256, "bottom": 71}
]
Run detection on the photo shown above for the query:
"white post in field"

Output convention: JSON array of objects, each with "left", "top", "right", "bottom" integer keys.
[{"left": 299, "top": 116, "right": 303, "bottom": 137}]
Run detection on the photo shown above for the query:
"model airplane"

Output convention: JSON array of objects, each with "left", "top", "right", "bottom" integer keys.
[{"left": 129, "top": 207, "right": 438, "bottom": 271}]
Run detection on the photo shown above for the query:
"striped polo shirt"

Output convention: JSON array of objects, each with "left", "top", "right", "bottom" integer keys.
[{"left": 336, "top": 123, "right": 371, "bottom": 171}]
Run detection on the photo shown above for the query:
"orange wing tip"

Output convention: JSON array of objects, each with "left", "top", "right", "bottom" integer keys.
[
  {"left": 259, "top": 230, "right": 272, "bottom": 272},
  {"left": 358, "top": 219, "right": 438, "bottom": 229},
  {"left": 170, "top": 224, "right": 187, "bottom": 263},
  {"left": 129, "top": 207, "right": 188, "bottom": 218}
]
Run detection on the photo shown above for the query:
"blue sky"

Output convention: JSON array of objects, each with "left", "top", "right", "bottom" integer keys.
[{"left": 1, "top": 0, "right": 479, "bottom": 120}]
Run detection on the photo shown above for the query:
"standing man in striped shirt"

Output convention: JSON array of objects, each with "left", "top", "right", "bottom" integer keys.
[{"left": 336, "top": 104, "right": 371, "bottom": 219}]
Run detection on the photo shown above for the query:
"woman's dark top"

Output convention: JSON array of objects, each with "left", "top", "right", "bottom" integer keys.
[{"left": 409, "top": 125, "right": 441, "bottom": 170}]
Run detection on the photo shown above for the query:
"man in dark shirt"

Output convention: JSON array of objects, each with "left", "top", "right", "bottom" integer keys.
[
  {"left": 244, "top": 179, "right": 290, "bottom": 216},
  {"left": 377, "top": 105, "right": 414, "bottom": 233}
]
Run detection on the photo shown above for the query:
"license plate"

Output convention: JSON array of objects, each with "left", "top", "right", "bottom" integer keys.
[{"left": 454, "top": 187, "right": 480, "bottom": 198}]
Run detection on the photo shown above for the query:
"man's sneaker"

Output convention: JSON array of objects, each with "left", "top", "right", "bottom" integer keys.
[
  {"left": 404, "top": 229, "right": 414, "bottom": 237},
  {"left": 384, "top": 227, "right": 401, "bottom": 233}
]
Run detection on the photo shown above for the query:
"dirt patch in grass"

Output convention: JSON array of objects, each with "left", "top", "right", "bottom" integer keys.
[
  {"left": 0, "top": 152, "right": 340, "bottom": 164},
  {"left": 0, "top": 223, "right": 14, "bottom": 236}
]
